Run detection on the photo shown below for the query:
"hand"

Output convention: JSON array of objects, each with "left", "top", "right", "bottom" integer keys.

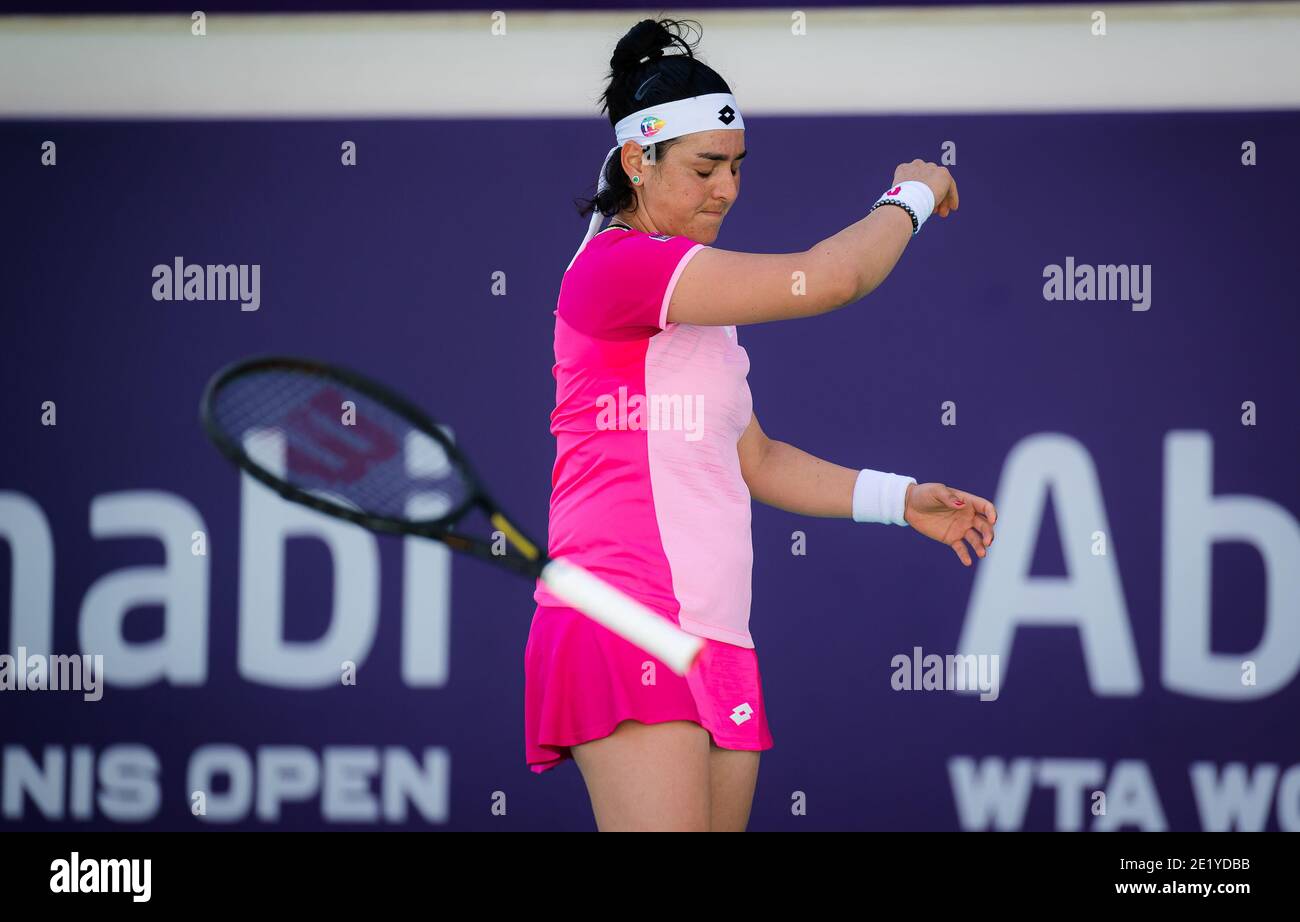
[
  {"left": 892, "top": 159, "right": 959, "bottom": 218},
  {"left": 903, "top": 482, "right": 996, "bottom": 566}
]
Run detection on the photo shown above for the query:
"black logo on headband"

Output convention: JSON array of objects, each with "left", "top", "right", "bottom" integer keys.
[
  {"left": 634, "top": 74, "right": 661, "bottom": 101},
  {"left": 717, "top": 105, "right": 736, "bottom": 125}
]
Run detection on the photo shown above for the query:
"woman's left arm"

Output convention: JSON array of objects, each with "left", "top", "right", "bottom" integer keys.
[{"left": 737, "top": 413, "right": 999, "bottom": 566}]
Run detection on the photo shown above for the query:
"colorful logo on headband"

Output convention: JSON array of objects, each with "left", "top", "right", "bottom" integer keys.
[{"left": 640, "top": 116, "right": 666, "bottom": 138}]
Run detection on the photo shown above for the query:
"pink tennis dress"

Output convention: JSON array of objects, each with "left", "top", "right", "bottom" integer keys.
[{"left": 525, "top": 223, "right": 775, "bottom": 773}]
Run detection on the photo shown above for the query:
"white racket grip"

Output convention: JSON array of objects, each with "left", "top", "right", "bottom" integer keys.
[{"left": 539, "top": 558, "right": 705, "bottom": 676}]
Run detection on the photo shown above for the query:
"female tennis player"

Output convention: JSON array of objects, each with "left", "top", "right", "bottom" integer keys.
[{"left": 526, "top": 18, "right": 997, "bottom": 831}]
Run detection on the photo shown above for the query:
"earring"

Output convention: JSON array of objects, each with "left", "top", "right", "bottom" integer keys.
[{"left": 631, "top": 176, "right": 641, "bottom": 184}]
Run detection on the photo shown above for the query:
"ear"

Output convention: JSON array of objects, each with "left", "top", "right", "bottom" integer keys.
[{"left": 619, "top": 139, "right": 647, "bottom": 183}]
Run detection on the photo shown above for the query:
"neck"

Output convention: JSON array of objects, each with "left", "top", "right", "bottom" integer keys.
[{"left": 612, "top": 213, "right": 658, "bottom": 235}]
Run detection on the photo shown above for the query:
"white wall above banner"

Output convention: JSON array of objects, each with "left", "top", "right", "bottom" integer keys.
[{"left": 1, "top": 4, "right": 1299, "bottom": 117}]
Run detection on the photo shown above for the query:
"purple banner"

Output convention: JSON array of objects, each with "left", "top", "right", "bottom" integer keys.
[{"left": 1, "top": 110, "right": 1298, "bottom": 830}]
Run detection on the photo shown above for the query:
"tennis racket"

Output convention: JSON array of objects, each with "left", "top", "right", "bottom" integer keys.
[{"left": 199, "top": 355, "right": 705, "bottom": 675}]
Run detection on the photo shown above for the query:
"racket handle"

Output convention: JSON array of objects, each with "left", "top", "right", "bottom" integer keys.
[{"left": 539, "top": 558, "right": 705, "bottom": 676}]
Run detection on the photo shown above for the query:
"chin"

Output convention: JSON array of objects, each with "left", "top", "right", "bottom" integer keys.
[{"left": 694, "top": 219, "right": 723, "bottom": 243}]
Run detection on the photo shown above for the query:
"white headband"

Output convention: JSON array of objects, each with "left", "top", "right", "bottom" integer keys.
[{"left": 568, "top": 92, "right": 745, "bottom": 271}]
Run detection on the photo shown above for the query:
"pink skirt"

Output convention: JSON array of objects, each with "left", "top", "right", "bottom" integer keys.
[{"left": 525, "top": 603, "right": 774, "bottom": 774}]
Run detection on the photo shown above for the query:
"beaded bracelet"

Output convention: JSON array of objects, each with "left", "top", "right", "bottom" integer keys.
[
  {"left": 870, "top": 197, "right": 920, "bottom": 235},
  {"left": 869, "top": 180, "right": 936, "bottom": 236}
]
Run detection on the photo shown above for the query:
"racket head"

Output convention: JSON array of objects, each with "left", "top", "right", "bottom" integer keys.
[{"left": 199, "top": 355, "right": 485, "bottom": 535}]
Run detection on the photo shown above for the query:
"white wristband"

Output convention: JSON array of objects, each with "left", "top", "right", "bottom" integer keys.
[
  {"left": 852, "top": 468, "right": 917, "bottom": 526},
  {"left": 870, "top": 180, "right": 936, "bottom": 235}
]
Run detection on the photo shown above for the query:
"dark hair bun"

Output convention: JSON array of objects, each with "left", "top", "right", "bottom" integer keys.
[
  {"left": 610, "top": 18, "right": 698, "bottom": 72},
  {"left": 575, "top": 17, "right": 727, "bottom": 222}
]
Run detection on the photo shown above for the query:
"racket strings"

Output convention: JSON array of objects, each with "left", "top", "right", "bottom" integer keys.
[{"left": 210, "top": 368, "right": 472, "bottom": 521}]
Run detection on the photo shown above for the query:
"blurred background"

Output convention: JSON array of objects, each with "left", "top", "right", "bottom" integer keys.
[{"left": 1, "top": 1, "right": 1297, "bottom": 831}]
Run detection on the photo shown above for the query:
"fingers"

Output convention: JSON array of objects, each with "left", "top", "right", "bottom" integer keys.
[
  {"left": 935, "top": 177, "right": 958, "bottom": 218},
  {"left": 953, "top": 489, "right": 996, "bottom": 526},
  {"left": 893, "top": 160, "right": 957, "bottom": 219},
  {"left": 951, "top": 527, "right": 989, "bottom": 567},
  {"left": 937, "top": 484, "right": 996, "bottom": 566}
]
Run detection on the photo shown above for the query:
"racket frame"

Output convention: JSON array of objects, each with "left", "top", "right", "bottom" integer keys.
[
  {"left": 200, "top": 354, "right": 537, "bottom": 566},
  {"left": 201, "top": 356, "right": 707, "bottom": 671},
  {"left": 199, "top": 354, "right": 706, "bottom": 674}
]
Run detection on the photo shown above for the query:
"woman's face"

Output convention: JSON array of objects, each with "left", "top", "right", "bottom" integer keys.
[{"left": 621, "top": 129, "right": 745, "bottom": 243}]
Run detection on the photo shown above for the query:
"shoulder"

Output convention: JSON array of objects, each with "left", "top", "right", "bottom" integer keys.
[
  {"left": 580, "top": 226, "right": 703, "bottom": 261},
  {"left": 590, "top": 229, "right": 706, "bottom": 280},
  {"left": 559, "top": 228, "right": 708, "bottom": 340}
]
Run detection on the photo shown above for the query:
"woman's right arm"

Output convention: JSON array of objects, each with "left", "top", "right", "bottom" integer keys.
[{"left": 666, "top": 161, "right": 958, "bottom": 327}]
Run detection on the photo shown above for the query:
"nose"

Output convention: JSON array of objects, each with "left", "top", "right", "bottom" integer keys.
[{"left": 714, "top": 171, "right": 739, "bottom": 206}]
